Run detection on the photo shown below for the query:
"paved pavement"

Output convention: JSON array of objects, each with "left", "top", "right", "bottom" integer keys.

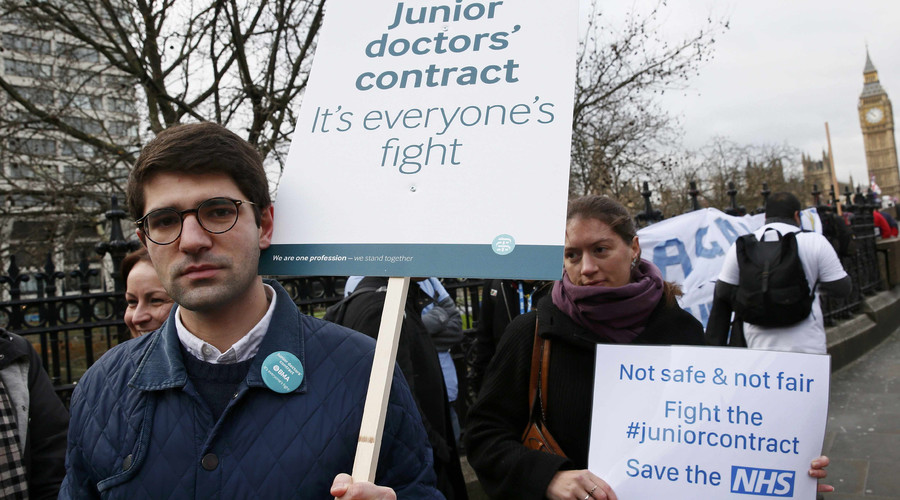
[{"left": 822, "top": 326, "right": 900, "bottom": 499}]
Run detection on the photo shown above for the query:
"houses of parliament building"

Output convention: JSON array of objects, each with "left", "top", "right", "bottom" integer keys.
[{"left": 805, "top": 50, "right": 900, "bottom": 203}]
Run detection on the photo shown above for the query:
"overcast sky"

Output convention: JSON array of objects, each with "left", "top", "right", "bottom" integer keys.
[{"left": 581, "top": 0, "right": 900, "bottom": 188}]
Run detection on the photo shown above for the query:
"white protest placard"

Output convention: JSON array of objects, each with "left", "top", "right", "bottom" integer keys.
[
  {"left": 588, "top": 345, "right": 830, "bottom": 499},
  {"left": 260, "top": 0, "right": 578, "bottom": 280}
]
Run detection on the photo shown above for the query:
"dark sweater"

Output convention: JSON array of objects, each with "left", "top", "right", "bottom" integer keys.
[
  {"left": 464, "top": 294, "right": 704, "bottom": 500},
  {"left": 180, "top": 345, "right": 254, "bottom": 419}
]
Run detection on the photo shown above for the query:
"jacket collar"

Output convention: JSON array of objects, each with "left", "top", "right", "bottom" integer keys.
[
  {"left": 130, "top": 279, "right": 307, "bottom": 394},
  {"left": 0, "top": 329, "right": 29, "bottom": 370}
]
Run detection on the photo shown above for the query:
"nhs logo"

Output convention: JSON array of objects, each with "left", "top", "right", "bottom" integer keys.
[{"left": 730, "top": 466, "right": 795, "bottom": 496}]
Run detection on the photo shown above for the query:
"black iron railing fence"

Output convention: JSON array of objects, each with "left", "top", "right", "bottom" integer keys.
[{"left": 0, "top": 183, "right": 890, "bottom": 406}]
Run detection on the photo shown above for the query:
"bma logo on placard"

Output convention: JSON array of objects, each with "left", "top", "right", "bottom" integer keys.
[
  {"left": 730, "top": 466, "right": 795, "bottom": 497},
  {"left": 491, "top": 234, "right": 515, "bottom": 255}
]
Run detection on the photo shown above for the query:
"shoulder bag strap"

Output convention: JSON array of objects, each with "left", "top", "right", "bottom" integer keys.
[
  {"left": 527, "top": 315, "right": 553, "bottom": 422},
  {"left": 523, "top": 315, "right": 568, "bottom": 457},
  {"left": 527, "top": 317, "right": 541, "bottom": 412},
  {"left": 539, "top": 337, "right": 551, "bottom": 422}
]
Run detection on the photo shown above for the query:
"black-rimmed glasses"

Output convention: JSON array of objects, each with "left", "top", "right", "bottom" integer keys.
[{"left": 136, "top": 197, "right": 256, "bottom": 245}]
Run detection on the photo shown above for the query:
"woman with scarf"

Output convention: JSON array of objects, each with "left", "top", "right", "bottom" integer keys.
[{"left": 464, "top": 195, "right": 831, "bottom": 500}]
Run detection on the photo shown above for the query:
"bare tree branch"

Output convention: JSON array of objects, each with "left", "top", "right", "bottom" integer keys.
[{"left": 569, "top": 1, "right": 727, "bottom": 204}]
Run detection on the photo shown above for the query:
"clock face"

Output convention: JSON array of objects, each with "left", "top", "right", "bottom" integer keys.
[{"left": 866, "top": 107, "right": 884, "bottom": 124}]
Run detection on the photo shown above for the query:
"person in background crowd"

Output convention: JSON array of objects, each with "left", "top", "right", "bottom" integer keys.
[
  {"left": 338, "top": 276, "right": 468, "bottom": 500},
  {"left": 880, "top": 208, "right": 898, "bottom": 237},
  {"left": 465, "top": 194, "right": 831, "bottom": 500},
  {"left": 875, "top": 205, "right": 898, "bottom": 238},
  {"left": 467, "top": 279, "right": 549, "bottom": 398},
  {"left": 121, "top": 247, "right": 174, "bottom": 338},
  {"left": 0, "top": 328, "right": 68, "bottom": 499},
  {"left": 707, "top": 192, "right": 852, "bottom": 354},
  {"left": 414, "top": 278, "right": 465, "bottom": 443},
  {"left": 707, "top": 194, "right": 843, "bottom": 500},
  {"left": 873, "top": 209, "right": 897, "bottom": 238},
  {"left": 61, "top": 123, "right": 441, "bottom": 499},
  {"left": 817, "top": 204, "right": 856, "bottom": 258},
  {"left": 346, "top": 277, "right": 465, "bottom": 442}
]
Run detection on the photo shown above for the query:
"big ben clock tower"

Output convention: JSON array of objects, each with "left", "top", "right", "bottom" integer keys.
[{"left": 859, "top": 49, "right": 900, "bottom": 201}]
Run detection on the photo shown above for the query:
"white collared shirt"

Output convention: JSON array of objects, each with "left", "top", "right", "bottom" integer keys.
[{"left": 176, "top": 284, "right": 277, "bottom": 364}]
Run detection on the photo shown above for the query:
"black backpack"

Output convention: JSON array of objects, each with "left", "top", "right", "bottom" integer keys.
[
  {"left": 323, "top": 285, "right": 382, "bottom": 324},
  {"left": 732, "top": 228, "right": 816, "bottom": 327}
]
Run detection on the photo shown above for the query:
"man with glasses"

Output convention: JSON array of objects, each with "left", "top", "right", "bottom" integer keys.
[{"left": 60, "top": 123, "right": 442, "bottom": 499}]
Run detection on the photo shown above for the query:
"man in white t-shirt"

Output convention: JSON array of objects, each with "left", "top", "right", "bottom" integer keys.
[{"left": 706, "top": 192, "right": 852, "bottom": 353}]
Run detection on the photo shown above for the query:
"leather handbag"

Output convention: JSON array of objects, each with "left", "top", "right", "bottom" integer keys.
[{"left": 521, "top": 319, "right": 567, "bottom": 457}]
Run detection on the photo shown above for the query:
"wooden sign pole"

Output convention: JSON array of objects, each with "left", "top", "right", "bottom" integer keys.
[
  {"left": 825, "top": 122, "right": 843, "bottom": 216},
  {"left": 350, "top": 276, "right": 411, "bottom": 482}
]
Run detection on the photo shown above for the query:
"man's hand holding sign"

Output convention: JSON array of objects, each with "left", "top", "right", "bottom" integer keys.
[
  {"left": 265, "top": 0, "right": 579, "bottom": 495},
  {"left": 262, "top": 0, "right": 578, "bottom": 281},
  {"left": 265, "top": 0, "right": 833, "bottom": 498}
]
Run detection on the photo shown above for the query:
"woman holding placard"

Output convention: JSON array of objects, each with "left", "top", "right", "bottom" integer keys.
[{"left": 464, "top": 195, "right": 832, "bottom": 499}]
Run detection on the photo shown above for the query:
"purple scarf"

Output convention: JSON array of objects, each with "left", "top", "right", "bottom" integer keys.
[{"left": 551, "top": 259, "right": 664, "bottom": 343}]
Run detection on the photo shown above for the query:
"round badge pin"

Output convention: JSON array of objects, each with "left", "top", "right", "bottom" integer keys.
[
  {"left": 261, "top": 351, "right": 304, "bottom": 394},
  {"left": 492, "top": 234, "right": 515, "bottom": 255}
]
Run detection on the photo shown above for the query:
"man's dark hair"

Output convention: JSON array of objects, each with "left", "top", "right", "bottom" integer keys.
[
  {"left": 765, "top": 192, "right": 802, "bottom": 220},
  {"left": 126, "top": 122, "right": 270, "bottom": 224}
]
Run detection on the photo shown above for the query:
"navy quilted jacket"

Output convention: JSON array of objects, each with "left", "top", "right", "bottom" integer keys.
[{"left": 61, "top": 281, "right": 442, "bottom": 499}]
